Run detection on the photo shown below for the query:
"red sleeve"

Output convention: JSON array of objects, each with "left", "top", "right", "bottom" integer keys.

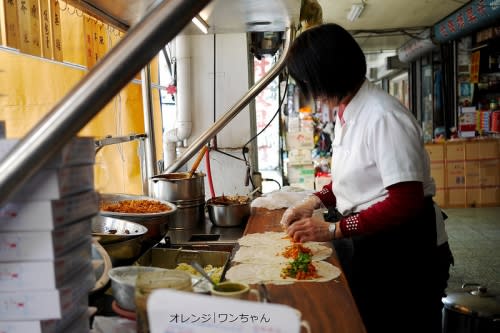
[
  {"left": 339, "top": 181, "right": 424, "bottom": 237},
  {"left": 313, "top": 181, "right": 336, "bottom": 207}
]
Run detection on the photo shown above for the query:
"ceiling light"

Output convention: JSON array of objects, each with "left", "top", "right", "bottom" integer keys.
[
  {"left": 347, "top": 3, "right": 365, "bottom": 22},
  {"left": 192, "top": 14, "right": 209, "bottom": 34}
]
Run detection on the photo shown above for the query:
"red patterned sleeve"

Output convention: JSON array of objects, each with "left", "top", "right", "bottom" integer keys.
[
  {"left": 313, "top": 181, "right": 337, "bottom": 207},
  {"left": 339, "top": 181, "right": 425, "bottom": 237}
]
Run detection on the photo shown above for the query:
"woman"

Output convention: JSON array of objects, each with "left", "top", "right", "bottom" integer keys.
[{"left": 281, "top": 24, "right": 453, "bottom": 333}]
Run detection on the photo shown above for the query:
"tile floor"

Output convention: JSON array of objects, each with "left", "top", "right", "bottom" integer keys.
[{"left": 443, "top": 207, "right": 500, "bottom": 295}]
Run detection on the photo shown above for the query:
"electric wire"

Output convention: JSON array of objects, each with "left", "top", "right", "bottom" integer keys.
[{"left": 241, "top": 72, "right": 289, "bottom": 188}]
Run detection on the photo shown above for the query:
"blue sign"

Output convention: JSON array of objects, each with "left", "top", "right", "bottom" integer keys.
[{"left": 433, "top": 0, "right": 500, "bottom": 42}]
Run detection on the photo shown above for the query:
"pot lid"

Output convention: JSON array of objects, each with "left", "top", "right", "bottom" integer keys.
[{"left": 443, "top": 283, "right": 500, "bottom": 319}]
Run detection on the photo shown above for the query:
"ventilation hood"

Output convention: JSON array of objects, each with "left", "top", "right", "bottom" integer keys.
[{"left": 66, "top": 0, "right": 299, "bottom": 33}]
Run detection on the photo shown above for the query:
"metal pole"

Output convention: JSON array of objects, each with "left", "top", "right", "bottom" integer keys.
[
  {"left": 141, "top": 64, "right": 157, "bottom": 195},
  {"left": 0, "top": 0, "right": 211, "bottom": 206},
  {"left": 164, "top": 28, "right": 291, "bottom": 174}
]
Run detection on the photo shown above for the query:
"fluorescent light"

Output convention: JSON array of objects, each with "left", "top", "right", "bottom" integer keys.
[
  {"left": 192, "top": 15, "right": 209, "bottom": 34},
  {"left": 347, "top": 3, "right": 364, "bottom": 22}
]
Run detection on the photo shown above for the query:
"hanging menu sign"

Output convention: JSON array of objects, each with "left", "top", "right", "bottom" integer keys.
[
  {"left": 49, "top": 0, "right": 62, "bottom": 61},
  {"left": 40, "top": 0, "right": 53, "bottom": 59},
  {"left": 433, "top": 0, "right": 500, "bottom": 43},
  {"left": 1, "top": 0, "right": 20, "bottom": 49}
]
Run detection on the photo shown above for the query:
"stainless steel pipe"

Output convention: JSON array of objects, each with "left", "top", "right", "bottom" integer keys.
[
  {"left": 164, "top": 28, "right": 292, "bottom": 174},
  {"left": 0, "top": 0, "right": 212, "bottom": 206}
]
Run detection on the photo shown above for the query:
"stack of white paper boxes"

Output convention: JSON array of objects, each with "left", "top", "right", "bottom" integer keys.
[
  {"left": 0, "top": 137, "right": 99, "bottom": 333},
  {"left": 285, "top": 117, "right": 315, "bottom": 190}
]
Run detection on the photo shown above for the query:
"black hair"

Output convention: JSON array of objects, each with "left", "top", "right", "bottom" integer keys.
[{"left": 286, "top": 23, "right": 367, "bottom": 101}]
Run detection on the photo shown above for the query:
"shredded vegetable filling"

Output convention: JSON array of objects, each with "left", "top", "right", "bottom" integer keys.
[{"left": 280, "top": 247, "right": 320, "bottom": 280}]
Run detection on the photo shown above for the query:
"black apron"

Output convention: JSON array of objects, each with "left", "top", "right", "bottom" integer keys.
[{"left": 348, "top": 197, "right": 453, "bottom": 333}]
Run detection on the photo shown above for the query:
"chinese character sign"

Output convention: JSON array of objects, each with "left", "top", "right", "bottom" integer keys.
[{"left": 433, "top": 0, "right": 500, "bottom": 42}]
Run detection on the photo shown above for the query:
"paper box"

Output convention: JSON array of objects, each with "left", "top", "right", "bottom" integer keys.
[
  {"left": 0, "top": 308, "right": 89, "bottom": 333},
  {"left": 425, "top": 143, "right": 445, "bottom": 162},
  {"left": 0, "top": 240, "right": 91, "bottom": 291},
  {"left": 10, "top": 164, "right": 94, "bottom": 201},
  {"left": 286, "top": 131, "right": 314, "bottom": 150},
  {"left": 0, "top": 267, "right": 93, "bottom": 320},
  {"left": 288, "top": 149, "right": 312, "bottom": 165},
  {"left": 0, "top": 218, "right": 92, "bottom": 261},
  {"left": 0, "top": 137, "right": 95, "bottom": 168},
  {"left": 0, "top": 190, "right": 99, "bottom": 231},
  {"left": 287, "top": 164, "right": 315, "bottom": 184}
]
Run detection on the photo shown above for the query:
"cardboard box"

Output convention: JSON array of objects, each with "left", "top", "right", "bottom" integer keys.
[
  {"left": 0, "top": 137, "right": 95, "bottom": 168},
  {"left": 425, "top": 143, "right": 445, "bottom": 162},
  {"left": 480, "top": 187, "right": 500, "bottom": 206},
  {"left": 287, "top": 163, "right": 315, "bottom": 184},
  {"left": 286, "top": 131, "right": 314, "bottom": 150},
  {"left": 446, "top": 188, "right": 466, "bottom": 208},
  {"left": 465, "top": 161, "right": 480, "bottom": 187},
  {"left": 11, "top": 164, "right": 94, "bottom": 201},
  {"left": 430, "top": 163, "right": 446, "bottom": 189},
  {"left": 466, "top": 187, "right": 481, "bottom": 207},
  {"left": 479, "top": 139, "right": 499, "bottom": 160},
  {"left": 433, "top": 189, "right": 447, "bottom": 208},
  {"left": 479, "top": 160, "right": 500, "bottom": 186},
  {"left": 288, "top": 149, "right": 312, "bottom": 165},
  {"left": 446, "top": 161, "right": 465, "bottom": 188},
  {"left": 446, "top": 141, "right": 465, "bottom": 161},
  {"left": 0, "top": 190, "right": 98, "bottom": 231},
  {"left": 0, "top": 240, "right": 91, "bottom": 291},
  {"left": 0, "top": 267, "right": 93, "bottom": 320},
  {"left": 0, "top": 218, "right": 92, "bottom": 261},
  {"left": 465, "top": 140, "right": 481, "bottom": 160}
]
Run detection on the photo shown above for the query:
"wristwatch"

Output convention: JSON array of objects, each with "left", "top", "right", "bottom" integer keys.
[{"left": 328, "top": 222, "right": 336, "bottom": 240}]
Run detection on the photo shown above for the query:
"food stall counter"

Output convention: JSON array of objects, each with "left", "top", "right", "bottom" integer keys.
[{"left": 240, "top": 207, "right": 367, "bottom": 333}]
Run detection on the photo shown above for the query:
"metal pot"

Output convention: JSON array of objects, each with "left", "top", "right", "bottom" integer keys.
[
  {"left": 169, "top": 198, "right": 206, "bottom": 229},
  {"left": 151, "top": 172, "right": 205, "bottom": 202},
  {"left": 442, "top": 283, "right": 500, "bottom": 333},
  {"left": 206, "top": 195, "right": 251, "bottom": 227}
]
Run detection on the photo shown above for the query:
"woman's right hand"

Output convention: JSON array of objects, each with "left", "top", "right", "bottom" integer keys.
[{"left": 280, "top": 195, "right": 322, "bottom": 228}]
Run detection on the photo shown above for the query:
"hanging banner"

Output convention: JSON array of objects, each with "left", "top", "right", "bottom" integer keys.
[
  {"left": 433, "top": 0, "right": 500, "bottom": 43},
  {"left": 398, "top": 29, "right": 437, "bottom": 63}
]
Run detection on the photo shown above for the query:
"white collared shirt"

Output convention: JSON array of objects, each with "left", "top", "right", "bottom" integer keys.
[{"left": 331, "top": 79, "right": 447, "bottom": 245}]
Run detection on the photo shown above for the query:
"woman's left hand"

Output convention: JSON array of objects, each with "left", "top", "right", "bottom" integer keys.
[{"left": 286, "top": 215, "right": 332, "bottom": 243}]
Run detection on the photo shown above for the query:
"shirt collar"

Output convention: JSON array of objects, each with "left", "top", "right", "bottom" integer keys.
[{"left": 341, "top": 78, "right": 369, "bottom": 125}]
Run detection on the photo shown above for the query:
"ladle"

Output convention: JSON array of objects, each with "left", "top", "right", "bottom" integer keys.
[
  {"left": 187, "top": 146, "right": 208, "bottom": 178},
  {"left": 190, "top": 261, "right": 217, "bottom": 287}
]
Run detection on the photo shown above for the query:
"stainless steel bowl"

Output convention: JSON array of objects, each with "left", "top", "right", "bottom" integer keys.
[
  {"left": 207, "top": 195, "right": 251, "bottom": 227},
  {"left": 92, "top": 215, "right": 148, "bottom": 245},
  {"left": 108, "top": 266, "right": 168, "bottom": 311},
  {"left": 99, "top": 193, "right": 177, "bottom": 246}
]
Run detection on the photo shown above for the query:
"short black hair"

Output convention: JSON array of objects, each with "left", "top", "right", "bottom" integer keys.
[{"left": 286, "top": 23, "right": 367, "bottom": 101}]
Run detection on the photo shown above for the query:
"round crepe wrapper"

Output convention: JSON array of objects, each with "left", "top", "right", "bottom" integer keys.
[
  {"left": 226, "top": 261, "right": 341, "bottom": 285},
  {"left": 233, "top": 243, "right": 332, "bottom": 264}
]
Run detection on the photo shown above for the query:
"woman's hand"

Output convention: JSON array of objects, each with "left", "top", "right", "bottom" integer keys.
[
  {"left": 280, "top": 195, "right": 322, "bottom": 228},
  {"left": 286, "top": 216, "right": 333, "bottom": 242}
]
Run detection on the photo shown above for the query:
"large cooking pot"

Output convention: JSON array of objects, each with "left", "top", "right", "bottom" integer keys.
[
  {"left": 442, "top": 283, "right": 500, "bottom": 333},
  {"left": 151, "top": 172, "right": 205, "bottom": 202}
]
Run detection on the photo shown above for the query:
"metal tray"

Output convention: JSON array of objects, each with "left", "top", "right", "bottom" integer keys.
[
  {"left": 135, "top": 247, "right": 231, "bottom": 292},
  {"left": 136, "top": 247, "right": 230, "bottom": 270}
]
